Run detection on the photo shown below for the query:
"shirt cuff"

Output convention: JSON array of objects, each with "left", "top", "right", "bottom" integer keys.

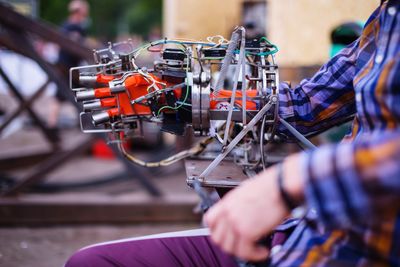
[{"left": 278, "top": 81, "right": 295, "bottom": 120}]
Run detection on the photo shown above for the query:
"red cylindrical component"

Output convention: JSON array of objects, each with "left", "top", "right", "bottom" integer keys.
[
  {"left": 100, "top": 98, "right": 117, "bottom": 107},
  {"left": 210, "top": 89, "right": 259, "bottom": 110},
  {"left": 107, "top": 108, "right": 120, "bottom": 117},
  {"left": 94, "top": 87, "right": 112, "bottom": 98},
  {"left": 96, "top": 74, "right": 116, "bottom": 84},
  {"left": 91, "top": 107, "right": 120, "bottom": 125},
  {"left": 124, "top": 74, "right": 160, "bottom": 88},
  {"left": 83, "top": 97, "right": 117, "bottom": 111}
]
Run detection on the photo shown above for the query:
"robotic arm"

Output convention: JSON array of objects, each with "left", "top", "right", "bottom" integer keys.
[{"left": 70, "top": 27, "right": 313, "bottom": 187}]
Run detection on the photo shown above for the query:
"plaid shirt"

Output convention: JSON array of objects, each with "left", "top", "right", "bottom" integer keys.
[{"left": 275, "top": 1, "right": 400, "bottom": 266}]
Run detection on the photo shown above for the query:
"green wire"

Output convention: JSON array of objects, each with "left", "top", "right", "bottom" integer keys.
[
  {"left": 233, "top": 36, "right": 279, "bottom": 56},
  {"left": 133, "top": 37, "right": 278, "bottom": 57},
  {"left": 259, "top": 36, "right": 279, "bottom": 55},
  {"left": 141, "top": 36, "right": 278, "bottom": 116},
  {"left": 157, "top": 64, "right": 190, "bottom": 116}
]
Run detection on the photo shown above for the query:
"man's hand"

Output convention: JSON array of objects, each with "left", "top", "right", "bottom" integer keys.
[{"left": 204, "top": 153, "right": 305, "bottom": 261}]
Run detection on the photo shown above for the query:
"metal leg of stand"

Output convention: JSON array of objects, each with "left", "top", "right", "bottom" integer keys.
[
  {"left": 2, "top": 136, "right": 95, "bottom": 196},
  {"left": 0, "top": 67, "right": 58, "bottom": 144},
  {"left": 109, "top": 144, "right": 162, "bottom": 197}
]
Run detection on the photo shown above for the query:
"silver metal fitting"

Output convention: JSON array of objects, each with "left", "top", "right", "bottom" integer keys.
[
  {"left": 191, "top": 82, "right": 210, "bottom": 136},
  {"left": 193, "top": 71, "right": 211, "bottom": 85},
  {"left": 91, "top": 111, "right": 110, "bottom": 125},
  {"left": 270, "top": 95, "right": 278, "bottom": 104},
  {"left": 76, "top": 90, "right": 95, "bottom": 101},
  {"left": 110, "top": 83, "right": 125, "bottom": 93},
  {"left": 79, "top": 75, "right": 97, "bottom": 86},
  {"left": 83, "top": 100, "right": 101, "bottom": 111}
]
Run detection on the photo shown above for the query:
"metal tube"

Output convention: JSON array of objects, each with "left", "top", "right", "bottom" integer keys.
[
  {"left": 240, "top": 29, "right": 247, "bottom": 125},
  {"left": 92, "top": 111, "right": 110, "bottom": 125},
  {"left": 79, "top": 75, "right": 97, "bottom": 86},
  {"left": 279, "top": 118, "right": 317, "bottom": 150},
  {"left": 199, "top": 101, "right": 273, "bottom": 179},
  {"left": 222, "top": 27, "right": 245, "bottom": 146},
  {"left": 213, "top": 30, "right": 240, "bottom": 94},
  {"left": 83, "top": 100, "right": 101, "bottom": 111},
  {"left": 110, "top": 83, "right": 126, "bottom": 93},
  {"left": 76, "top": 90, "right": 95, "bottom": 101}
]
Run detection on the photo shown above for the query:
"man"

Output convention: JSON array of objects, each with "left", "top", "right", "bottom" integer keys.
[
  {"left": 48, "top": 0, "right": 89, "bottom": 128},
  {"left": 66, "top": 1, "right": 399, "bottom": 266}
]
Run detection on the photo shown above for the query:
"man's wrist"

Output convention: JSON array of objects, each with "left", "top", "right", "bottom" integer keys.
[
  {"left": 278, "top": 163, "right": 298, "bottom": 211},
  {"left": 280, "top": 153, "right": 306, "bottom": 207}
]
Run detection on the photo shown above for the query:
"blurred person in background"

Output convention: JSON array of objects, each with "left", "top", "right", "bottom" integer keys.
[
  {"left": 66, "top": 1, "right": 400, "bottom": 266},
  {"left": 48, "top": 0, "right": 90, "bottom": 129}
]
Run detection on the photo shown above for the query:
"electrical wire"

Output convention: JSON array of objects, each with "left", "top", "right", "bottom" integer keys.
[
  {"left": 205, "top": 35, "right": 230, "bottom": 48},
  {"left": 117, "top": 135, "right": 214, "bottom": 167},
  {"left": 156, "top": 57, "right": 190, "bottom": 116},
  {"left": 129, "top": 36, "right": 279, "bottom": 117},
  {"left": 260, "top": 115, "right": 267, "bottom": 171},
  {"left": 103, "top": 35, "right": 282, "bottom": 169},
  {"left": 131, "top": 82, "right": 186, "bottom": 105},
  {"left": 233, "top": 36, "right": 279, "bottom": 56}
]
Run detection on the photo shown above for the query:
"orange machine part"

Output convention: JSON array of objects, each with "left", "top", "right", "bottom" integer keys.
[
  {"left": 106, "top": 108, "right": 120, "bottom": 117},
  {"left": 119, "top": 84, "right": 183, "bottom": 116},
  {"left": 210, "top": 89, "right": 258, "bottom": 110},
  {"left": 94, "top": 74, "right": 261, "bottom": 117},
  {"left": 118, "top": 85, "right": 152, "bottom": 115},
  {"left": 100, "top": 98, "right": 117, "bottom": 107},
  {"left": 115, "top": 74, "right": 183, "bottom": 116},
  {"left": 98, "top": 87, "right": 258, "bottom": 117},
  {"left": 124, "top": 75, "right": 156, "bottom": 87},
  {"left": 94, "top": 87, "right": 112, "bottom": 98},
  {"left": 96, "top": 74, "right": 117, "bottom": 84}
]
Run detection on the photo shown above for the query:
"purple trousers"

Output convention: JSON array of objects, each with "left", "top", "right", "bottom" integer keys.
[{"left": 65, "top": 228, "right": 239, "bottom": 267}]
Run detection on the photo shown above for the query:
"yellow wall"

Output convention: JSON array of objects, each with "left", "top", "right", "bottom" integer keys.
[
  {"left": 163, "top": 0, "right": 242, "bottom": 41},
  {"left": 163, "top": 0, "right": 380, "bottom": 66},
  {"left": 269, "top": 0, "right": 379, "bottom": 65}
]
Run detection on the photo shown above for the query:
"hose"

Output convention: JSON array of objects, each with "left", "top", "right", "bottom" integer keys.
[{"left": 117, "top": 136, "right": 214, "bottom": 167}]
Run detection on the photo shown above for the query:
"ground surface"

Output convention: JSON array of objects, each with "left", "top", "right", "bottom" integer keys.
[
  {"left": 0, "top": 224, "right": 199, "bottom": 267},
  {"left": 0, "top": 101, "right": 201, "bottom": 267}
]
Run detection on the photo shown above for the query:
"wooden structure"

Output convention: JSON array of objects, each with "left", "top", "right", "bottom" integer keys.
[
  {"left": 0, "top": 195, "right": 200, "bottom": 225},
  {"left": 0, "top": 3, "right": 162, "bottom": 197}
]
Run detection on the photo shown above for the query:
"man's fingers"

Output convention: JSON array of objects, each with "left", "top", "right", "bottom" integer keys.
[
  {"left": 204, "top": 205, "right": 220, "bottom": 228},
  {"left": 209, "top": 216, "right": 227, "bottom": 245},
  {"left": 219, "top": 225, "right": 237, "bottom": 254},
  {"left": 235, "top": 236, "right": 270, "bottom": 261},
  {"left": 246, "top": 245, "right": 270, "bottom": 262}
]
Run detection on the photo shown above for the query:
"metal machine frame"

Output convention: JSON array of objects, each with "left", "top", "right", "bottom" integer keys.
[{"left": 69, "top": 27, "right": 317, "bottom": 191}]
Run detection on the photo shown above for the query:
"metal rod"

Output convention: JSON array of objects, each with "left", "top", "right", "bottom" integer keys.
[
  {"left": 222, "top": 28, "right": 246, "bottom": 146},
  {"left": 213, "top": 30, "right": 240, "bottom": 94},
  {"left": 241, "top": 30, "right": 247, "bottom": 125},
  {"left": 199, "top": 101, "right": 273, "bottom": 179},
  {"left": 279, "top": 118, "right": 317, "bottom": 150}
]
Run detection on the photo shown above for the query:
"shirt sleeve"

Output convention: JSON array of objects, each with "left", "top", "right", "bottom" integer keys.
[
  {"left": 278, "top": 39, "right": 359, "bottom": 135},
  {"left": 299, "top": 129, "right": 400, "bottom": 229}
]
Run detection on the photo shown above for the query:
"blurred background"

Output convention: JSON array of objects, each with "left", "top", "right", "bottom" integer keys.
[{"left": 0, "top": 0, "right": 378, "bottom": 266}]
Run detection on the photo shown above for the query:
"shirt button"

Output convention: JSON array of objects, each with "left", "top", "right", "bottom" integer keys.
[
  {"left": 388, "top": 6, "right": 396, "bottom": 16},
  {"left": 270, "top": 245, "right": 282, "bottom": 256},
  {"left": 356, "top": 93, "right": 362, "bottom": 102},
  {"left": 375, "top": 54, "right": 383, "bottom": 64}
]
